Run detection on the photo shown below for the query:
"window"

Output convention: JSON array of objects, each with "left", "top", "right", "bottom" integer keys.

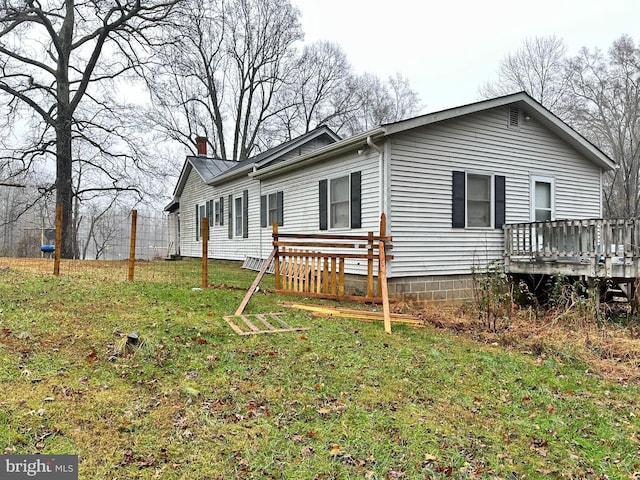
[
  {"left": 206, "top": 200, "right": 212, "bottom": 226},
  {"left": 234, "top": 197, "right": 243, "bottom": 237},
  {"left": 195, "top": 204, "right": 200, "bottom": 240},
  {"left": 228, "top": 190, "right": 248, "bottom": 239},
  {"left": 195, "top": 204, "right": 205, "bottom": 240},
  {"left": 531, "top": 176, "right": 554, "bottom": 222},
  {"left": 452, "top": 171, "right": 505, "bottom": 229},
  {"left": 268, "top": 193, "right": 278, "bottom": 225},
  {"left": 214, "top": 199, "right": 221, "bottom": 226},
  {"left": 319, "top": 172, "right": 361, "bottom": 230},
  {"left": 330, "top": 176, "right": 350, "bottom": 228},
  {"left": 260, "top": 191, "right": 284, "bottom": 227},
  {"left": 467, "top": 174, "right": 491, "bottom": 227}
]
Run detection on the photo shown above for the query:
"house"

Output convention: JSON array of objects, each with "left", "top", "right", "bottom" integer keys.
[{"left": 166, "top": 92, "right": 616, "bottom": 302}]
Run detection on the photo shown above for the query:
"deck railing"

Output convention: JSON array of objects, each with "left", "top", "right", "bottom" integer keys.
[
  {"left": 505, "top": 218, "right": 640, "bottom": 258},
  {"left": 504, "top": 218, "right": 640, "bottom": 278}
]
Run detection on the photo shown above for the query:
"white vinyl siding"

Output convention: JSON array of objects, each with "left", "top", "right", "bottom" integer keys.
[
  {"left": 180, "top": 167, "right": 217, "bottom": 256},
  {"left": 257, "top": 150, "right": 380, "bottom": 275},
  {"left": 389, "top": 105, "right": 602, "bottom": 277},
  {"left": 177, "top": 131, "right": 338, "bottom": 261},
  {"left": 210, "top": 177, "right": 258, "bottom": 260}
]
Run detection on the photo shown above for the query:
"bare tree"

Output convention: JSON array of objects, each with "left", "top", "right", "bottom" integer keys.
[
  {"left": 80, "top": 197, "right": 119, "bottom": 260},
  {"left": 479, "top": 35, "right": 571, "bottom": 117},
  {"left": 339, "top": 72, "right": 423, "bottom": 137},
  {"left": 145, "top": 0, "right": 302, "bottom": 160},
  {"left": 566, "top": 35, "right": 640, "bottom": 218},
  {"left": 268, "top": 41, "right": 356, "bottom": 141},
  {"left": 146, "top": 0, "right": 424, "bottom": 160},
  {"left": 0, "top": 0, "right": 178, "bottom": 258}
]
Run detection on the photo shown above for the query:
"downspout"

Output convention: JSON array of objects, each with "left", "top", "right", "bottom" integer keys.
[
  {"left": 599, "top": 168, "right": 603, "bottom": 218},
  {"left": 367, "top": 135, "right": 391, "bottom": 280},
  {"left": 254, "top": 165, "right": 262, "bottom": 258},
  {"left": 367, "top": 136, "right": 384, "bottom": 217}
]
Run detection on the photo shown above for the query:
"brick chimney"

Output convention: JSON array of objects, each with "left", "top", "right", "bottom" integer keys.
[{"left": 195, "top": 136, "right": 207, "bottom": 156}]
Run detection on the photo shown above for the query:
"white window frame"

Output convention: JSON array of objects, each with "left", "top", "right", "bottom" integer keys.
[
  {"left": 329, "top": 174, "right": 350, "bottom": 229},
  {"left": 234, "top": 195, "right": 243, "bottom": 238},
  {"left": 466, "top": 172, "right": 494, "bottom": 228},
  {"left": 530, "top": 175, "right": 555, "bottom": 222}
]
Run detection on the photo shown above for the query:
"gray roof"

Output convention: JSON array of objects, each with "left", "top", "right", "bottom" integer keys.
[
  {"left": 208, "top": 125, "right": 340, "bottom": 185},
  {"left": 252, "top": 91, "right": 616, "bottom": 180},
  {"left": 188, "top": 156, "right": 237, "bottom": 183}
]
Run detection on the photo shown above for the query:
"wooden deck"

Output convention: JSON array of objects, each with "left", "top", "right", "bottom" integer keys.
[{"left": 504, "top": 218, "right": 640, "bottom": 282}]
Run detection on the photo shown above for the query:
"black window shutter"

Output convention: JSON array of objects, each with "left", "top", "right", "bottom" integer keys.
[
  {"left": 276, "top": 191, "right": 284, "bottom": 226},
  {"left": 220, "top": 196, "right": 224, "bottom": 226},
  {"left": 452, "top": 171, "right": 466, "bottom": 228},
  {"left": 319, "top": 180, "right": 328, "bottom": 230},
  {"left": 242, "top": 189, "right": 249, "bottom": 238},
  {"left": 228, "top": 194, "right": 233, "bottom": 239},
  {"left": 260, "top": 195, "right": 267, "bottom": 228},
  {"left": 495, "top": 175, "right": 506, "bottom": 229},
  {"left": 350, "top": 171, "right": 361, "bottom": 229},
  {"left": 195, "top": 204, "right": 199, "bottom": 240}
]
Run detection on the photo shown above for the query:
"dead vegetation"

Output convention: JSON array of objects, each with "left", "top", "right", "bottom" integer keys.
[{"left": 398, "top": 301, "right": 640, "bottom": 384}]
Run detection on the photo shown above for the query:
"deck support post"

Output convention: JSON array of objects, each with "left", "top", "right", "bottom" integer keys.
[{"left": 586, "top": 277, "right": 600, "bottom": 310}]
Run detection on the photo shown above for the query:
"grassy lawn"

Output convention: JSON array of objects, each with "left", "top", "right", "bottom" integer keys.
[{"left": 0, "top": 259, "right": 639, "bottom": 479}]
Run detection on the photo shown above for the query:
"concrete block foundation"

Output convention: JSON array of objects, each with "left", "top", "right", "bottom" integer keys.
[{"left": 343, "top": 273, "right": 475, "bottom": 305}]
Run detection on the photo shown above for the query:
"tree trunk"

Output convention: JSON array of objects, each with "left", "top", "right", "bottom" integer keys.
[
  {"left": 56, "top": 0, "right": 75, "bottom": 259},
  {"left": 56, "top": 114, "right": 74, "bottom": 259}
]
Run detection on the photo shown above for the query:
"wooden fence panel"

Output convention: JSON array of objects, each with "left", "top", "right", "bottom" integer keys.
[{"left": 271, "top": 215, "right": 393, "bottom": 318}]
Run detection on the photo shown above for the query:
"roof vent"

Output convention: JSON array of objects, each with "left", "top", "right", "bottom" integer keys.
[{"left": 508, "top": 107, "right": 519, "bottom": 128}]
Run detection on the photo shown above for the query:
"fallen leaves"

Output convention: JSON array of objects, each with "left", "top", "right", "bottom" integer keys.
[
  {"left": 530, "top": 437, "right": 549, "bottom": 457},
  {"left": 121, "top": 448, "right": 156, "bottom": 469},
  {"left": 86, "top": 347, "right": 97, "bottom": 363}
]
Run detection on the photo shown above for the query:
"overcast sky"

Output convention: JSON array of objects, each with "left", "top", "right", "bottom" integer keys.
[{"left": 293, "top": 0, "right": 640, "bottom": 112}]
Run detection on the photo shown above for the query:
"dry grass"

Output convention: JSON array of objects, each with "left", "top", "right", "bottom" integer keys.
[
  {"left": 403, "top": 301, "right": 640, "bottom": 384},
  {"left": 0, "top": 256, "right": 210, "bottom": 285}
]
